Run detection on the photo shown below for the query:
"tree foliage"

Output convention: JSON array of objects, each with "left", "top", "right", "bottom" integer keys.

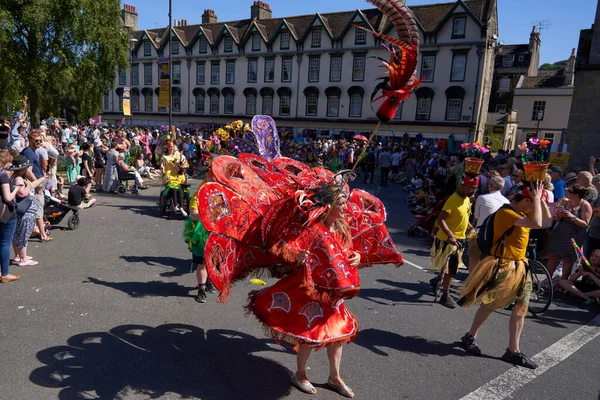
[
  {"left": 539, "top": 60, "right": 567, "bottom": 71},
  {"left": 0, "top": 0, "right": 130, "bottom": 125}
]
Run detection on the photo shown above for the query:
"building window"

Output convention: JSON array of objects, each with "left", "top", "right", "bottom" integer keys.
[
  {"left": 421, "top": 55, "right": 435, "bottom": 82},
  {"left": 199, "top": 37, "right": 208, "bottom": 54},
  {"left": 498, "top": 78, "right": 510, "bottom": 92},
  {"left": 264, "top": 58, "right": 275, "bottom": 82},
  {"left": 119, "top": 70, "right": 126, "bottom": 85},
  {"left": 281, "top": 57, "right": 292, "bottom": 82},
  {"left": 196, "top": 63, "right": 205, "bottom": 85},
  {"left": 226, "top": 61, "right": 235, "bottom": 84},
  {"left": 349, "top": 93, "right": 362, "bottom": 117},
  {"left": 308, "top": 56, "right": 320, "bottom": 82},
  {"left": 211, "top": 62, "right": 220, "bottom": 84},
  {"left": 210, "top": 94, "right": 219, "bottom": 114},
  {"left": 224, "top": 94, "right": 234, "bottom": 114},
  {"left": 532, "top": 101, "right": 546, "bottom": 121},
  {"left": 452, "top": 17, "right": 466, "bottom": 37},
  {"left": 132, "top": 91, "right": 139, "bottom": 112},
  {"left": 173, "top": 91, "right": 181, "bottom": 112},
  {"left": 247, "top": 59, "right": 258, "bottom": 82},
  {"left": 144, "top": 64, "right": 152, "bottom": 85},
  {"left": 172, "top": 63, "right": 181, "bottom": 85},
  {"left": 144, "top": 93, "right": 152, "bottom": 111},
  {"left": 246, "top": 94, "right": 256, "bottom": 115},
  {"left": 518, "top": 55, "right": 525, "bottom": 62},
  {"left": 311, "top": 29, "right": 322, "bottom": 48},
  {"left": 104, "top": 94, "right": 109, "bottom": 110},
  {"left": 144, "top": 41, "right": 151, "bottom": 56},
  {"left": 132, "top": 65, "right": 139, "bottom": 85},
  {"left": 327, "top": 95, "right": 339, "bottom": 117},
  {"left": 196, "top": 94, "right": 205, "bottom": 113},
  {"left": 262, "top": 95, "right": 273, "bottom": 115},
  {"left": 416, "top": 97, "right": 432, "bottom": 120},
  {"left": 280, "top": 32, "right": 290, "bottom": 50},
  {"left": 355, "top": 27, "right": 367, "bottom": 45},
  {"left": 306, "top": 93, "right": 318, "bottom": 116},
  {"left": 280, "top": 95, "right": 290, "bottom": 115},
  {"left": 172, "top": 39, "right": 179, "bottom": 55},
  {"left": 450, "top": 53, "right": 467, "bottom": 81},
  {"left": 158, "top": 106, "right": 167, "bottom": 113},
  {"left": 252, "top": 34, "right": 261, "bottom": 51},
  {"left": 445, "top": 98, "right": 462, "bottom": 121},
  {"left": 495, "top": 104, "right": 507, "bottom": 113},
  {"left": 544, "top": 133, "right": 555, "bottom": 140},
  {"left": 224, "top": 37, "right": 233, "bottom": 53},
  {"left": 329, "top": 55, "right": 342, "bottom": 82},
  {"left": 352, "top": 54, "right": 365, "bottom": 81},
  {"left": 502, "top": 55, "right": 514, "bottom": 68}
]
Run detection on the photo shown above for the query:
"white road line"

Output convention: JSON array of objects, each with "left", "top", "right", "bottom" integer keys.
[
  {"left": 460, "top": 314, "right": 600, "bottom": 400},
  {"left": 402, "top": 258, "right": 425, "bottom": 270}
]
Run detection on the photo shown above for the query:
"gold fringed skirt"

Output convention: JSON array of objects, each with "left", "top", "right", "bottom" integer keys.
[
  {"left": 430, "top": 238, "right": 463, "bottom": 271},
  {"left": 459, "top": 256, "right": 532, "bottom": 315}
]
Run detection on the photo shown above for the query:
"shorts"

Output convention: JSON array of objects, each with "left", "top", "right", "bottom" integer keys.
[
  {"left": 575, "top": 278, "right": 598, "bottom": 293},
  {"left": 467, "top": 238, "right": 482, "bottom": 259},
  {"left": 35, "top": 193, "right": 44, "bottom": 219},
  {"left": 192, "top": 253, "right": 205, "bottom": 264}
]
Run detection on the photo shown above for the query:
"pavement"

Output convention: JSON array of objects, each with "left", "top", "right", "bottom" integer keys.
[{"left": 0, "top": 174, "right": 599, "bottom": 400}]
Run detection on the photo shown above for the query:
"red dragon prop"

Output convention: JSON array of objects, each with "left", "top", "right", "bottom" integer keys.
[{"left": 361, "top": 0, "right": 422, "bottom": 123}]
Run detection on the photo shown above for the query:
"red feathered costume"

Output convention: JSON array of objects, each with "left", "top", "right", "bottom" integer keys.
[{"left": 197, "top": 155, "right": 403, "bottom": 350}]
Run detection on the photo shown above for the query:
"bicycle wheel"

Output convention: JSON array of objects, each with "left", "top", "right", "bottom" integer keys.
[{"left": 528, "top": 260, "right": 553, "bottom": 315}]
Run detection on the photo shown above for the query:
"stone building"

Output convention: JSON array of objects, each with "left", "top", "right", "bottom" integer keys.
[
  {"left": 566, "top": 0, "right": 600, "bottom": 168},
  {"left": 104, "top": 0, "right": 498, "bottom": 143}
]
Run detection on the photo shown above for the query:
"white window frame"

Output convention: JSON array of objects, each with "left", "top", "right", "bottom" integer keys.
[
  {"left": 172, "top": 63, "right": 181, "bottom": 85},
  {"left": 196, "top": 94, "right": 205, "bottom": 114},
  {"left": 252, "top": 34, "right": 261, "bottom": 51},
  {"left": 248, "top": 59, "right": 257, "bottom": 83},
  {"left": 280, "top": 32, "right": 290, "bottom": 50},
  {"left": 352, "top": 55, "right": 365, "bottom": 81},
  {"left": 498, "top": 77, "right": 510, "bottom": 92},
  {"left": 311, "top": 29, "right": 322, "bottom": 48},
  {"left": 327, "top": 95, "right": 339, "bottom": 117},
  {"left": 281, "top": 58, "right": 292, "bottom": 82},
  {"left": 211, "top": 62, "right": 220, "bottom": 85},
  {"left": 416, "top": 97, "right": 432, "bottom": 120},
  {"left": 196, "top": 63, "right": 205, "bottom": 85},
  {"left": 144, "top": 64, "right": 152, "bottom": 85},
  {"left": 329, "top": 56, "right": 342, "bottom": 82},
  {"left": 210, "top": 94, "right": 219, "bottom": 114},
  {"left": 144, "top": 41, "right": 151, "bottom": 56},
  {"left": 199, "top": 37, "right": 208, "bottom": 54},
  {"left": 451, "top": 53, "right": 467, "bottom": 81},
  {"left": 119, "top": 70, "right": 127, "bottom": 85},
  {"left": 306, "top": 93, "right": 318, "bottom": 116},
  {"left": 532, "top": 101, "right": 546, "bottom": 121},
  {"left": 452, "top": 17, "right": 466, "bottom": 37},
  {"left": 173, "top": 90, "right": 181, "bottom": 112},
  {"left": 445, "top": 98, "right": 462, "bottom": 121},
  {"left": 132, "top": 91, "right": 139, "bottom": 112},
  {"left": 224, "top": 94, "right": 234, "bottom": 114},
  {"left": 262, "top": 95, "right": 273, "bottom": 115},
  {"left": 308, "top": 57, "right": 320, "bottom": 82},
  {"left": 355, "top": 28, "right": 367, "bottom": 45},
  {"left": 349, "top": 93, "right": 362, "bottom": 117},
  {"left": 246, "top": 94, "right": 256, "bottom": 115},
  {"left": 144, "top": 93, "right": 153, "bottom": 111},
  {"left": 224, "top": 37, "right": 233, "bottom": 53},
  {"left": 280, "top": 95, "right": 290, "bottom": 116},
  {"left": 226, "top": 61, "right": 235, "bottom": 84},
  {"left": 264, "top": 58, "right": 275, "bottom": 82},
  {"left": 172, "top": 39, "right": 179, "bottom": 55},
  {"left": 421, "top": 55, "right": 435, "bottom": 82},
  {"left": 132, "top": 64, "right": 139, "bottom": 85}
]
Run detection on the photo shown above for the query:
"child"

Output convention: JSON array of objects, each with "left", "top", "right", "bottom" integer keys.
[
  {"left": 164, "top": 163, "right": 187, "bottom": 217},
  {"left": 558, "top": 249, "right": 600, "bottom": 306}
]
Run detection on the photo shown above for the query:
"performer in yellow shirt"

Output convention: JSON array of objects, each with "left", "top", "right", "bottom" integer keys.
[
  {"left": 430, "top": 174, "right": 477, "bottom": 308},
  {"left": 163, "top": 164, "right": 188, "bottom": 217}
]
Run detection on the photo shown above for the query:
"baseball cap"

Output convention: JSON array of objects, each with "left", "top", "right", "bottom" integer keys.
[
  {"left": 13, "top": 111, "right": 21, "bottom": 118},
  {"left": 565, "top": 172, "right": 577, "bottom": 183},
  {"left": 549, "top": 166, "right": 562, "bottom": 173}
]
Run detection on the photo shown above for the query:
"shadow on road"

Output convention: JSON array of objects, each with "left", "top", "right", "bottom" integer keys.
[
  {"left": 29, "top": 324, "right": 291, "bottom": 400},
  {"left": 84, "top": 277, "right": 195, "bottom": 299},
  {"left": 120, "top": 255, "right": 191, "bottom": 277},
  {"left": 104, "top": 204, "right": 164, "bottom": 219},
  {"left": 354, "top": 328, "right": 501, "bottom": 361},
  {"left": 359, "top": 279, "right": 432, "bottom": 305}
]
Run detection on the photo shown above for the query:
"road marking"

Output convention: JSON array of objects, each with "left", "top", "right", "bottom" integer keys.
[
  {"left": 460, "top": 314, "right": 600, "bottom": 400},
  {"left": 402, "top": 258, "right": 425, "bottom": 270}
]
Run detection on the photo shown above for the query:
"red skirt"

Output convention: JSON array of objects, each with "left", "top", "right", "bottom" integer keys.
[{"left": 248, "top": 271, "right": 358, "bottom": 351}]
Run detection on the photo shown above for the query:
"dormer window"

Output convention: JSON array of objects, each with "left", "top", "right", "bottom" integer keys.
[
  {"left": 280, "top": 31, "right": 290, "bottom": 50},
  {"left": 199, "top": 37, "right": 208, "bottom": 54},
  {"left": 502, "top": 55, "right": 514, "bottom": 68},
  {"left": 452, "top": 17, "right": 466, "bottom": 38},
  {"left": 311, "top": 28, "right": 322, "bottom": 48},
  {"left": 172, "top": 38, "right": 179, "bottom": 55},
  {"left": 355, "top": 27, "right": 367, "bottom": 45},
  {"left": 252, "top": 34, "right": 261, "bottom": 51},
  {"left": 224, "top": 36, "right": 233, "bottom": 53},
  {"left": 144, "top": 41, "right": 151, "bottom": 56}
]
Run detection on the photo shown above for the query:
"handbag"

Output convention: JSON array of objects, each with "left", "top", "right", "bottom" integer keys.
[{"left": 16, "top": 196, "right": 33, "bottom": 215}]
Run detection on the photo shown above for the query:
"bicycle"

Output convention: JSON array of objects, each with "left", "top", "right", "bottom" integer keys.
[{"left": 526, "top": 239, "right": 553, "bottom": 315}]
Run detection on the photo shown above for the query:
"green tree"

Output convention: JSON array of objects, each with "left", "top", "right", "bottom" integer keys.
[
  {"left": 539, "top": 60, "right": 567, "bottom": 71},
  {"left": 0, "top": 0, "right": 130, "bottom": 125}
]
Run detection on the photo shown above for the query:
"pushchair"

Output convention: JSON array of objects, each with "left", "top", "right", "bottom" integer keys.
[
  {"left": 44, "top": 194, "right": 80, "bottom": 230},
  {"left": 407, "top": 195, "right": 449, "bottom": 240}
]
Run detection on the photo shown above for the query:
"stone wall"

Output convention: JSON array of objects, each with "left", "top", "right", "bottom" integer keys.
[{"left": 566, "top": 68, "right": 600, "bottom": 168}]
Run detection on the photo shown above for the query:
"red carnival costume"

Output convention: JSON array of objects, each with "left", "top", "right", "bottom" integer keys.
[{"left": 196, "top": 116, "right": 403, "bottom": 350}]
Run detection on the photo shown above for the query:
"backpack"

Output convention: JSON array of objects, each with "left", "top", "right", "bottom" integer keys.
[{"left": 477, "top": 205, "right": 516, "bottom": 258}]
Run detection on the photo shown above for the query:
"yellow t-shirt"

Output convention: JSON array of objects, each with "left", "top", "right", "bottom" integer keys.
[
  {"left": 166, "top": 171, "right": 186, "bottom": 187},
  {"left": 189, "top": 179, "right": 206, "bottom": 212},
  {"left": 435, "top": 193, "right": 471, "bottom": 241},
  {"left": 162, "top": 151, "right": 182, "bottom": 175},
  {"left": 491, "top": 207, "right": 530, "bottom": 260}
]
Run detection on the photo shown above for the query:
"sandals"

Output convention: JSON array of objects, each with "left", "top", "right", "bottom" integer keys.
[
  {"left": 40, "top": 236, "right": 54, "bottom": 242},
  {"left": 292, "top": 374, "right": 317, "bottom": 395},
  {"left": 327, "top": 377, "right": 354, "bottom": 398},
  {"left": 18, "top": 260, "right": 39, "bottom": 267}
]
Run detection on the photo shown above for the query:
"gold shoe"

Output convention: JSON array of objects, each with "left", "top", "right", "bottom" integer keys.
[{"left": 1, "top": 275, "right": 21, "bottom": 283}]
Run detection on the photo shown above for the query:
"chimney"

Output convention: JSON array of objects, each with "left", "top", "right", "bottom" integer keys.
[
  {"left": 527, "top": 26, "right": 541, "bottom": 77},
  {"left": 121, "top": 4, "right": 139, "bottom": 31},
  {"left": 565, "top": 48, "right": 576, "bottom": 86},
  {"left": 251, "top": 1, "right": 272, "bottom": 20},
  {"left": 590, "top": 0, "right": 600, "bottom": 64},
  {"left": 202, "top": 9, "right": 217, "bottom": 24}
]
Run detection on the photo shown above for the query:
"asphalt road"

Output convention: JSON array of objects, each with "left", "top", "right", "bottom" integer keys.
[{"left": 0, "top": 176, "right": 598, "bottom": 400}]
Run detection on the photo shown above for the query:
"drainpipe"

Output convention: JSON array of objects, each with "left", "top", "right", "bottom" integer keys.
[
  {"left": 471, "top": 46, "right": 484, "bottom": 142},
  {"left": 295, "top": 52, "right": 302, "bottom": 135}
]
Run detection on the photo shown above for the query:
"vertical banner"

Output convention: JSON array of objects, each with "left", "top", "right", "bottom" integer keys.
[
  {"left": 123, "top": 87, "right": 131, "bottom": 116},
  {"left": 158, "top": 57, "right": 170, "bottom": 108}
]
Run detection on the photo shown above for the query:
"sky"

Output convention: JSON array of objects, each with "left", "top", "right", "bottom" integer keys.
[{"left": 125, "top": 0, "right": 598, "bottom": 65}]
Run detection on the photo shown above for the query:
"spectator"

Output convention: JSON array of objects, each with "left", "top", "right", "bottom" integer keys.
[
  {"left": 93, "top": 139, "right": 107, "bottom": 191},
  {"left": 577, "top": 171, "right": 598, "bottom": 204},
  {"left": 498, "top": 161, "right": 514, "bottom": 197},
  {"left": 21, "top": 130, "right": 50, "bottom": 242},
  {"left": 68, "top": 177, "right": 96, "bottom": 209},
  {"left": 549, "top": 166, "right": 566, "bottom": 201},
  {"left": 164, "top": 164, "right": 187, "bottom": 217},
  {"left": 378, "top": 146, "right": 391, "bottom": 187},
  {"left": 505, "top": 168, "right": 525, "bottom": 201},
  {"left": 363, "top": 147, "right": 376, "bottom": 184},
  {"left": 546, "top": 184, "right": 593, "bottom": 279},
  {"left": 64, "top": 139, "right": 81, "bottom": 184},
  {"left": 80, "top": 143, "right": 95, "bottom": 180},
  {"left": 0, "top": 151, "right": 21, "bottom": 283},
  {"left": 557, "top": 249, "right": 600, "bottom": 306},
  {"left": 103, "top": 142, "right": 120, "bottom": 193},
  {"left": 117, "top": 154, "right": 147, "bottom": 189},
  {"left": 391, "top": 147, "right": 402, "bottom": 176}
]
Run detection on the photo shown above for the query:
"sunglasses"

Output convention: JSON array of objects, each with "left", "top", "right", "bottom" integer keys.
[
  {"left": 34, "top": 139, "right": 43, "bottom": 143},
  {"left": 512, "top": 174, "right": 521, "bottom": 178}
]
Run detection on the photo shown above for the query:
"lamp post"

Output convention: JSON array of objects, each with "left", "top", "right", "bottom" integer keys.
[
  {"left": 168, "top": 0, "right": 173, "bottom": 140},
  {"left": 535, "top": 110, "right": 544, "bottom": 138},
  {"left": 129, "top": 38, "right": 138, "bottom": 128}
]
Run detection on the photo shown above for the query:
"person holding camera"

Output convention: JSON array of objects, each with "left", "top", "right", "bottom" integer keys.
[{"left": 68, "top": 177, "right": 96, "bottom": 209}]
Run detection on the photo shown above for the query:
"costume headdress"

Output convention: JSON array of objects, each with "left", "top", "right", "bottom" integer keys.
[{"left": 460, "top": 174, "right": 479, "bottom": 188}]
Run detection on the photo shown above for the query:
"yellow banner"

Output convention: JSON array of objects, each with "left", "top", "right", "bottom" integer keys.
[
  {"left": 549, "top": 152, "right": 570, "bottom": 167},
  {"left": 158, "top": 59, "right": 170, "bottom": 108},
  {"left": 123, "top": 87, "right": 131, "bottom": 116}
]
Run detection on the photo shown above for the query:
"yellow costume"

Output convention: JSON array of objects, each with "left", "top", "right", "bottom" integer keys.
[{"left": 430, "top": 193, "right": 470, "bottom": 271}]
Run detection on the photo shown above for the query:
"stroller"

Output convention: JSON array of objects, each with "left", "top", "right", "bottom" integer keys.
[
  {"left": 44, "top": 194, "right": 80, "bottom": 230},
  {"left": 407, "top": 195, "right": 449, "bottom": 240}
]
